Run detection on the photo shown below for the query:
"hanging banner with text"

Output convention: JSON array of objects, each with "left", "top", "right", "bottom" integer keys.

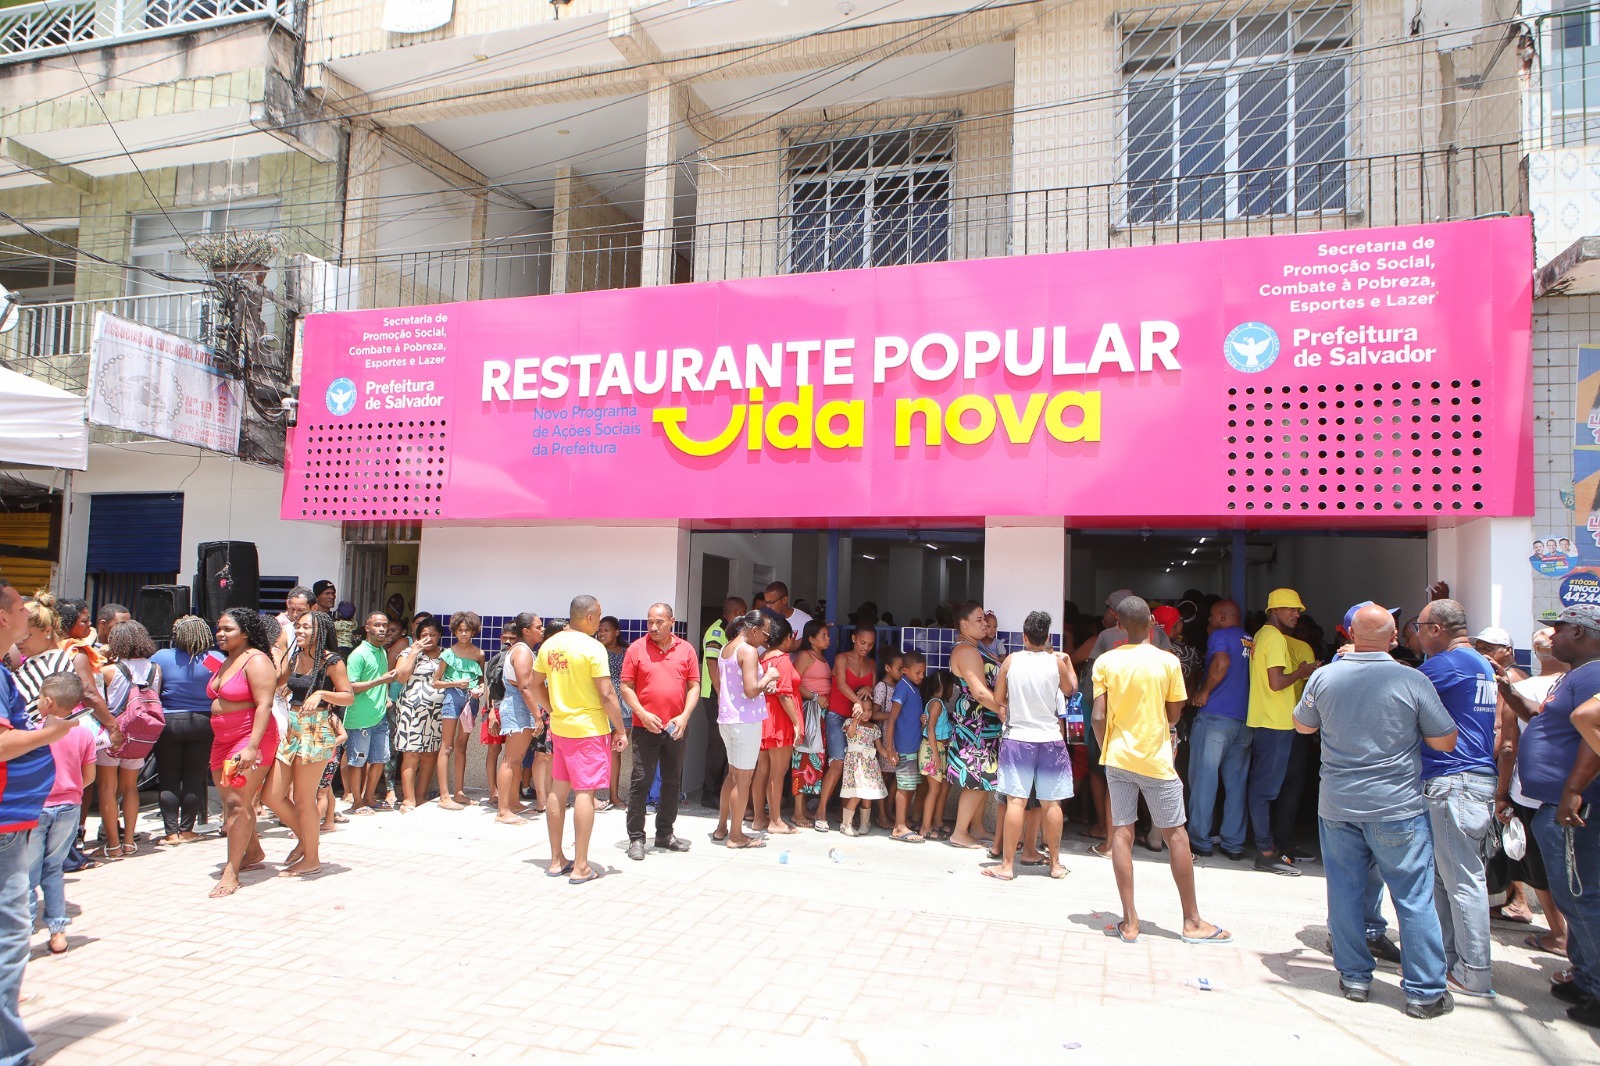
[
  {"left": 284, "top": 217, "right": 1533, "bottom": 524},
  {"left": 88, "top": 313, "right": 242, "bottom": 455}
]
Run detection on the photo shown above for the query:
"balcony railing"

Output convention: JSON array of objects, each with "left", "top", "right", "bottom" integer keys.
[
  {"left": 0, "top": 0, "right": 294, "bottom": 62},
  {"left": 0, "top": 289, "right": 218, "bottom": 393},
  {"left": 323, "top": 143, "right": 1522, "bottom": 312}
]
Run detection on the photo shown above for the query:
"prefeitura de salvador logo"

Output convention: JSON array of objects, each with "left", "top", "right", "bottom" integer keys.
[
  {"left": 1225, "top": 322, "right": 1280, "bottom": 373},
  {"left": 325, "top": 377, "right": 356, "bottom": 416}
]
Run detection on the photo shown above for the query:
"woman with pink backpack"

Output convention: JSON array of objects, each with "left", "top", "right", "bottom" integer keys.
[{"left": 91, "top": 621, "right": 166, "bottom": 859}]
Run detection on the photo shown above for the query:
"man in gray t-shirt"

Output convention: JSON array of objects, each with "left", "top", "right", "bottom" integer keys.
[{"left": 1291, "top": 604, "right": 1460, "bottom": 1017}]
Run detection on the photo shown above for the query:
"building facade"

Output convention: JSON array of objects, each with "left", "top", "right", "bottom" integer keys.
[{"left": 2, "top": 0, "right": 1571, "bottom": 661}]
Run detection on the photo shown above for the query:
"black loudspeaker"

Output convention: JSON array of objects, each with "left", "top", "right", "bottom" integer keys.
[
  {"left": 137, "top": 585, "right": 191, "bottom": 647},
  {"left": 194, "top": 541, "right": 260, "bottom": 623}
]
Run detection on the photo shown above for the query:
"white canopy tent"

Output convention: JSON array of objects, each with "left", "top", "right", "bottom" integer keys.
[{"left": 0, "top": 366, "right": 88, "bottom": 471}]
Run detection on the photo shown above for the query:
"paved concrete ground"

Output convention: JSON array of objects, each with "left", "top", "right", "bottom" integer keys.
[{"left": 17, "top": 792, "right": 1598, "bottom": 1064}]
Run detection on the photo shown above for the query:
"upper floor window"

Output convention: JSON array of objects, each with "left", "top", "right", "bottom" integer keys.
[
  {"left": 127, "top": 203, "right": 278, "bottom": 338},
  {"left": 784, "top": 117, "right": 955, "bottom": 273},
  {"left": 1122, "top": 6, "right": 1352, "bottom": 223}
]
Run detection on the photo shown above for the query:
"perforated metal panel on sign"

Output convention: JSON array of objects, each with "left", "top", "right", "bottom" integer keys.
[
  {"left": 1225, "top": 378, "right": 1486, "bottom": 514},
  {"left": 288, "top": 419, "right": 448, "bottom": 520}
]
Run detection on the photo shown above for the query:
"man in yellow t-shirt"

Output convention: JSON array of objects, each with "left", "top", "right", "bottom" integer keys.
[
  {"left": 1247, "top": 588, "right": 1317, "bottom": 877},
  {"left": 1092, "top": 595, "right": 1229, "bottom": 946},
  {"left": 533, "top": 594, "right": 628, "bottom": 885}
]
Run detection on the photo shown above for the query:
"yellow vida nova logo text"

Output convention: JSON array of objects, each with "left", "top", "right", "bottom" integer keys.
[{"left": 652, "top": 385, "right": 1101, "bottom": 457}]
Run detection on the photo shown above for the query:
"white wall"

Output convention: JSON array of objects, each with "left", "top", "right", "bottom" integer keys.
[
  {"left": 6, "top": 441, "right": 342, "bottom": 596},
  {"left": 416, "top": 524, "right": 689, "bottom": 621},
  {"left": 1431, "top": 518, "right": 1537, "bottom": 646},
  {"left": 983, "top": 519, "right": 1064, "bottom": 634}
]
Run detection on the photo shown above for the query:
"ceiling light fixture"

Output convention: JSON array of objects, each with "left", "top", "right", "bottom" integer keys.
[
  {"left": 951, "top": 555, "right": 964, "bottom": 562},
  {"left": 924, "top": 542, "right": 938, "bottom": 550},
  {"left": 862, "top": 553, "right": 877, "bottom": 560}
]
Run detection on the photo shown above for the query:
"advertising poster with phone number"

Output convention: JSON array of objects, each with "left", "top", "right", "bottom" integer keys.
[{"left": 1565, "top": 344, "right": 1600, "bottom": 607}]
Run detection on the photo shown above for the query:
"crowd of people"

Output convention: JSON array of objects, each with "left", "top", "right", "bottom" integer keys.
[{"left": 0, "top": 569, "right": 1598, "bottom": 1060}]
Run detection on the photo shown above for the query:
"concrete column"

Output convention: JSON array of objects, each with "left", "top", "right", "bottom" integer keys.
[
  {"left": 1428, "top": 516, "right": 1537, "bottom": 649},
  {"left": 549, "top": 165, "right": 576, "bottom": 294},
  {"left": 466, "top": 192, "right": 488, "bottom": 300},
  {"left": 983, "top": 517, "right": 1066, "bottom": 635},
  {"left": 640, "top": 79, "right": 682, "bottom": 287},
  {"left": 342, "top": 123, "right": 384, "bottom": 305}
]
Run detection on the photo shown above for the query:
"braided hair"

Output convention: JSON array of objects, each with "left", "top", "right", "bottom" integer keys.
[{"left": 291, "top": 611, "right": 339, "bottom": 698}]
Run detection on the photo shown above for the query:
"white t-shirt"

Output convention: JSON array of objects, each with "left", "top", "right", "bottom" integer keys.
[
  {"left": 786, "top": 607, "right": 813, "bottom": 635},
  {"left": 1004, "top": 649, "right": 1068, "bottom": 743},
  {"left": 1509, "top": 672, "right": 1561, "bottom": 808}
]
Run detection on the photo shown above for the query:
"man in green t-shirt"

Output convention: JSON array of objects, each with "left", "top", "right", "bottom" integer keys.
[
  {"left": 343, "top": 612, "right": 397, "bottom": 815},
  {"left": 698, "top": 596, "right": 745, "bottom": 807},
  {"left": 1247, "top": 588, "right": 1317, "bottom": 876}
]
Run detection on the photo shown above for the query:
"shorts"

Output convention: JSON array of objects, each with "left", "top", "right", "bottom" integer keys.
[
  {"left": 209, "top": 709, "right": 280, "bottom": 773},
  {"left": 551, "top": 733, "right": 611, "bottom": 791},
  {"left": 95, "top": 751, "right": 144, "bottom": 771},
  {"left": 479, "top": 711, "right": 505, "bottom": 746},
  {"left": 824, "top": 712, "right": 849, "bottom": 761},
  {"left": 1106, "top": 765, "right": 1185, "bottom": 829},
  {"left": 344, "top": 722, "right": 391, "bottom": 767},
  {"left": 1509, "top": 802, "right": 1549, "bottom": 891},
  {"left": 919, "top": 737, "right": 945, "bottom": 778},
  {"left": 894, "top": 753, "right": 921, "bottom": 792},
  {"left": 498, "top": 688, "right": 535, "bottom": 735},
  {"left": 997, "top": 738, "right": 1075, "bottom": 802},
  {"left": 320, "top": 745, "right": 343, "bottom": 790},
  {"left": 278, "top": 706, "right": 338, "bottom": 765},
  {"left": 720, "top": 721, "right": 762, "bottom": 771},
  {"left": 441, "top": 688, "right": 470, "bottom": 721}
]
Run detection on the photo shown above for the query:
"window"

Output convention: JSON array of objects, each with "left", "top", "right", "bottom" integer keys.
[
  {"left": 126, "top": 202, "right": 277, "bottom": 339},
  {"left": 1550, "top": 0, "right": 1600, "bottom": 117},
  {"left": 1123, "top": 6, "right": 1351, "bottom": 223},
  {"left": 784, "top": 119, "right": 954, "bottom": 273}
]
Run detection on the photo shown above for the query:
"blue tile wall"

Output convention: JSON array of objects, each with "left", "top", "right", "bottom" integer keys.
[{"left": 422, "top": 612, "right": 686, "bottom": 651}]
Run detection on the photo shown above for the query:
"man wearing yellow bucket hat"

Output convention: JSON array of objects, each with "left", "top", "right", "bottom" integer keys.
[{"left": 1248, "top": 588, "right": 1318, "bottom": 875}]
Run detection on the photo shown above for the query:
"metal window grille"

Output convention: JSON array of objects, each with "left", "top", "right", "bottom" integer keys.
[
  {"left": 1122, "top": 4, "right": 1353, "bottom": 223},
  {"left": 782, "top": 113, "right": 958, "bottom": 273}
]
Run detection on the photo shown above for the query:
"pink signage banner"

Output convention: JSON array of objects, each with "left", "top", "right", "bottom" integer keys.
[{"left": 284, "top": 217, "right": 1533, "bottom": 524}]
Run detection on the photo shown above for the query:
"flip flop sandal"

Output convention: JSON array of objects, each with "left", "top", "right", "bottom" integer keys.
[
  {"left": 980, "top": 867, "right": 1016, "bottom": 881},
  {"left": 1181, "top": 928, "right": 1234, "bottom": 944},
  {"left": 890, "top": 831, "right": 926, "bottom": 843},
  {"left": 1089, "top": 843, "right": 1111, "bottom": 859},
  {"left": 727, "top": 837, "right": 767, "bottom": 849},
  {"left": 1523, "top": 933, "right": 1567, "bottom": 957},
  {"left": 568, "top": 867, "right": 607, "bottom": 885},
  {"left": 944, "top": 839, "right": 986, "bottom": 850},
  {"left": 1104, "top": 921, "right": 1139, "bottom": 944},
  {"left": 333, "top": 813, "right": 349, "bottom": 824},
  {"left": 1048, "top": 867, "right": 1070, "bottom": 880},
  {"left": 544, "top": 861, "right": 576, "bottom": 878}
]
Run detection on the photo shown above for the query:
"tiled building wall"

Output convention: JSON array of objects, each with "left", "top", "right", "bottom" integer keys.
[{"left": 1531, "top": 293, "right": 1595, "bottom": 621}]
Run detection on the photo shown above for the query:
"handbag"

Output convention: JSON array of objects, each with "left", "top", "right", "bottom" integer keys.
[{"left": 796, "top": 697, "right": 825, "bottom": 754}]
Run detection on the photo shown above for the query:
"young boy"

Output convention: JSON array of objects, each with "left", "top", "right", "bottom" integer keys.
[
  {"left": 871, "top": 649, "right": 905, "bottom": 828},
  {"left": 28, "top": 673, "right": 93, "bottom": 955},
  {"left": 885, "top": 651, "right": 928, "bottom": 842}
]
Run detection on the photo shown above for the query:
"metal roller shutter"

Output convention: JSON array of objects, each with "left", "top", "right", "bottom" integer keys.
[
  {"left": 85, "top": 493, "right": 183, "bottom": 573},
  {"left": 0, "top": 511, "right": 54, "bottom": 596}
]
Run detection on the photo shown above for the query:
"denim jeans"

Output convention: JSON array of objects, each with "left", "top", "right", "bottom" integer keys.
[
  {"left": 1187, "top": 713, "right": 1251, "bottom": 852},
  {"left": 26, "top": 804, "right": 80, "bottom": 934},
  {"left": 0, "top": 830, "right": 36, "bottom": 1066},
  {"left": 1532, "top": 805, "right": 1600, "bottom": 1000},
  {"left": 1319, "top": 813, "right": 1448, "bottom": 1002},
  {"left": 1364, "top": 866, "right": 1388, "bottom": 939},
  {"left": 1425, "top": 771, "right": 1496, "bottom": 994},
  {"left": 1248, "top": 727, "right": 1294, "bottom": 852}
]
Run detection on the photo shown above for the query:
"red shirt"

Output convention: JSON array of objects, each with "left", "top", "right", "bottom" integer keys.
[{"left": 620, "top": 635, "right": 699, "bottom": 723}]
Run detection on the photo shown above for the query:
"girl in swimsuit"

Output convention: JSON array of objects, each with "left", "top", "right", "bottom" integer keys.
[{"left": 207, "top": 608, "right": 294, "bottom": 898}]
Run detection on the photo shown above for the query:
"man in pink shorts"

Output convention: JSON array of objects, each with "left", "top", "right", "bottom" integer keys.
[{"left": 533, "top": 595, "right": 629, "bottom": 884}]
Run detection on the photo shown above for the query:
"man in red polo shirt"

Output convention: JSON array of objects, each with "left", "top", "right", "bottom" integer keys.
[{"left": 621, "top": 602, "right": 701, "bottom": 861}]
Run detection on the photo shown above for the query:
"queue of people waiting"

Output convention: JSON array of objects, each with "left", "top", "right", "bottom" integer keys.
[{"left": 1, "top": 573, "right": 1599, "bottom": 1057}]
